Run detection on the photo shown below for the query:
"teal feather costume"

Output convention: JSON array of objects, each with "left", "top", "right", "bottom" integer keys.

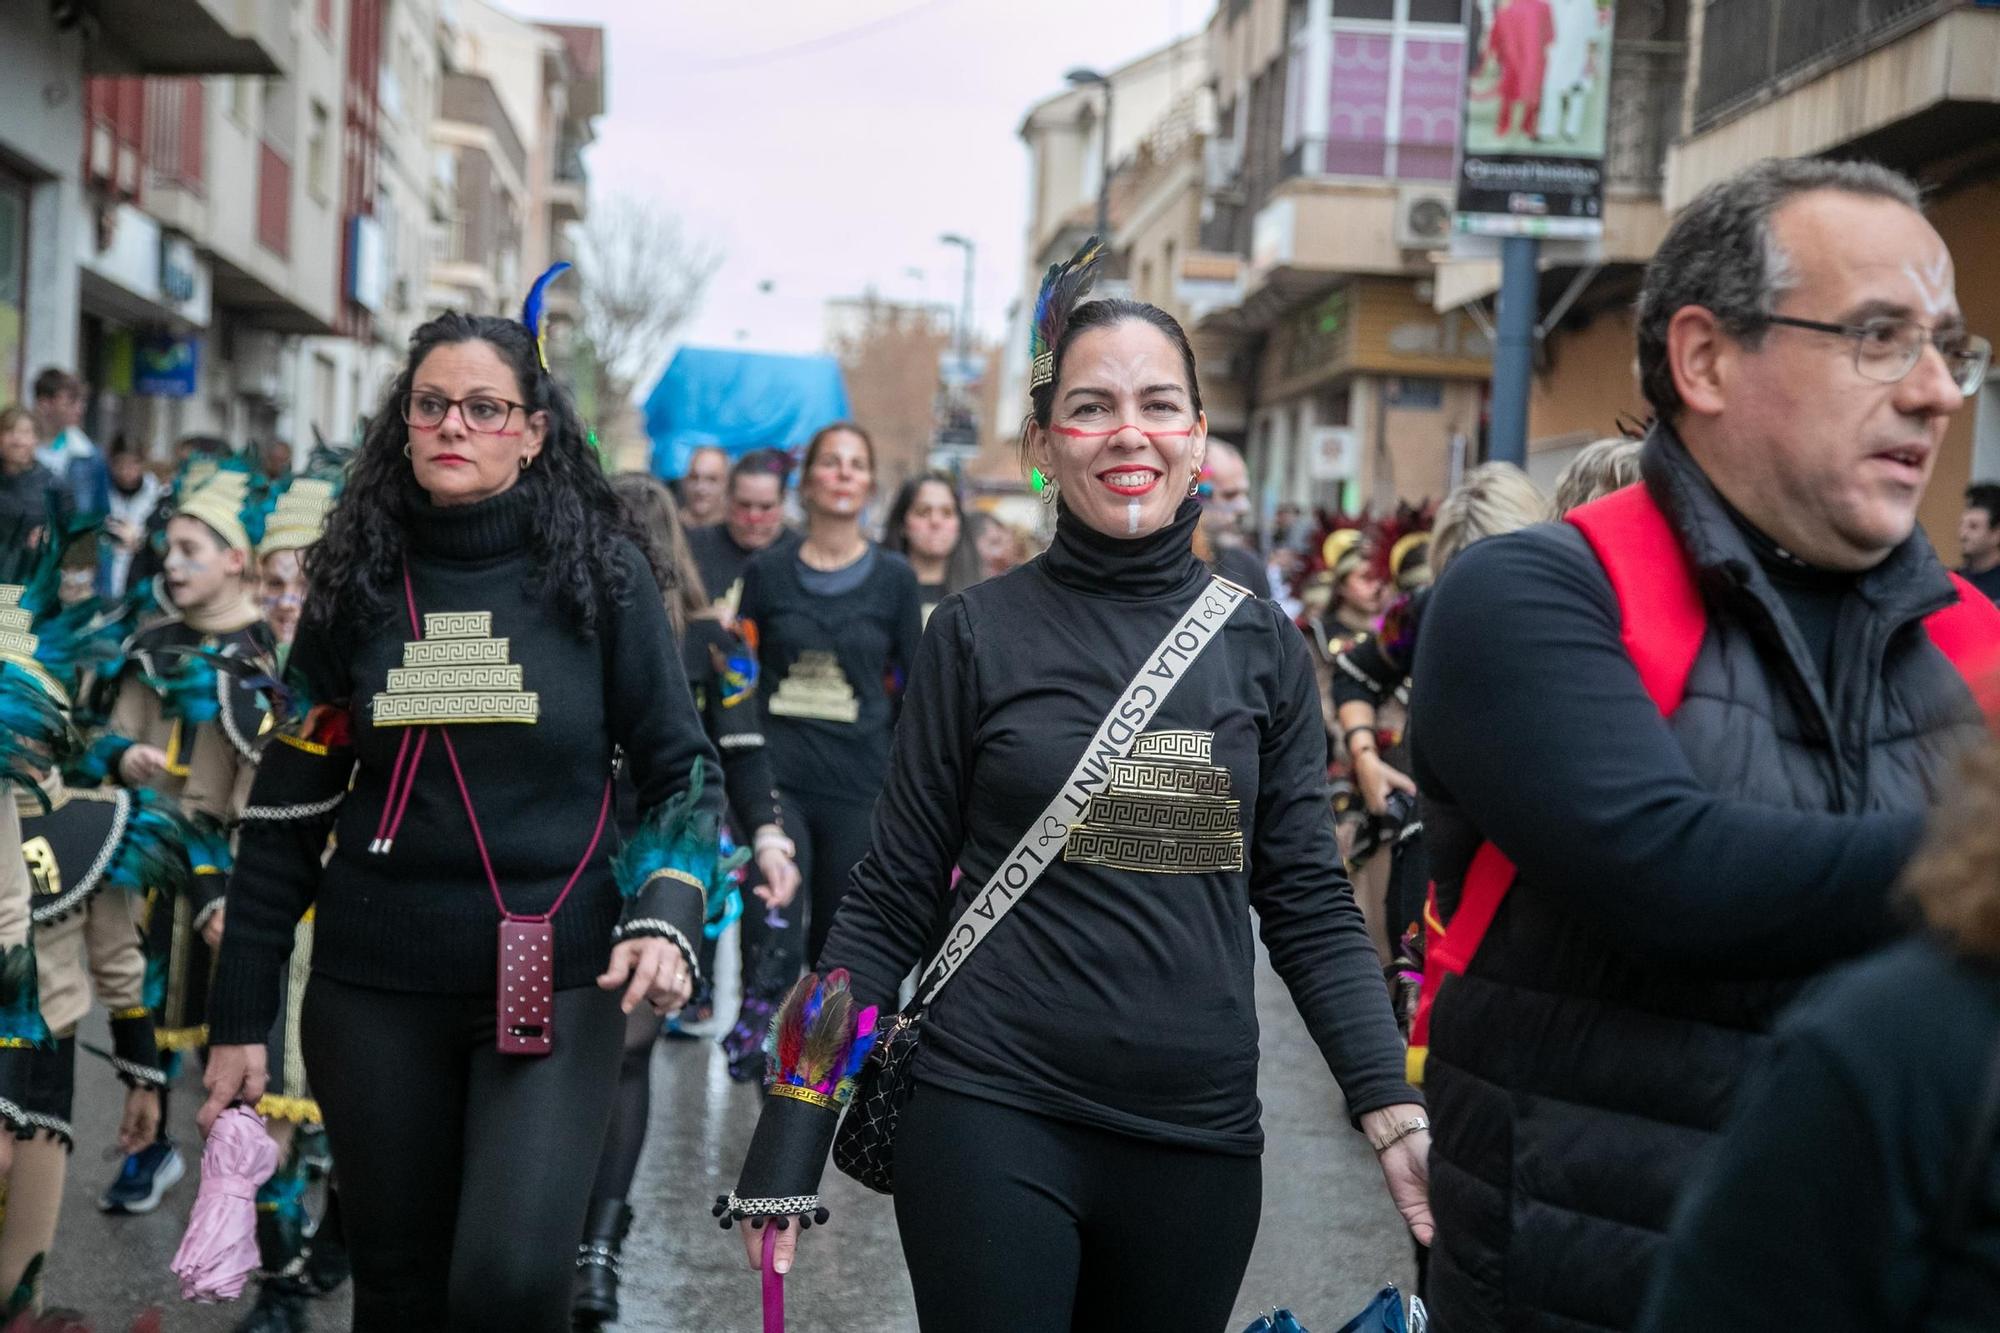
[{"left": 612, "top": 758, "right": 748, "bottom": 941}]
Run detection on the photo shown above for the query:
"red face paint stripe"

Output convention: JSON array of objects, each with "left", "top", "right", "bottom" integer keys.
[{"left": 1050, "top": 425, "right": 1195, "bottom": 440}]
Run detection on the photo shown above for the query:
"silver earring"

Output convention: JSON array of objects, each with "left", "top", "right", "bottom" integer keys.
[
  {"left": 1188, "top": 480, "right": 1200, "bottom": 498},
  {"left": 403, "top": 442, "right": 412, "bottom": 459},
  {"left": 1040, "top": 480, "right": 1058, "bottom": 507}
]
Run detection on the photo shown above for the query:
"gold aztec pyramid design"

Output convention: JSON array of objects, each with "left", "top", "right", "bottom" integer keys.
[
  {"left": 371, "top": 611, "right": 539, "bottom": 727},
  {"left": 0, "top": 585, "right": 35, "bottom": 661},
  {"left": 765, "top": 649, "right": 860, "bottom": 724},
  {"left": 1064, "top": 729, "right": 1245, "bottom": 875}
]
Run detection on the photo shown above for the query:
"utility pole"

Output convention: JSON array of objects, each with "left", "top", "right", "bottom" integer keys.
[{"left": 1488, "top": 235, "right": 1538, "bottom": 466}]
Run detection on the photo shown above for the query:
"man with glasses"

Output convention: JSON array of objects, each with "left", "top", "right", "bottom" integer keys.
[
  {"left": 1410, "top": 157, "right": 2000, "bottom": 1332},
  {"left": 685, "top": 448, "right": 800, "bottom": 626}
]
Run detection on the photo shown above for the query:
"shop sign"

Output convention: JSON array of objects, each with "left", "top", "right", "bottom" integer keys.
[
  {"left": 134, "top": 333, "right": 199, "bottom": 397},
  {"left": 159, "top": 235, "right": 198, "bottom": 307},
  {"left": 1454, "top": 0, "right": 1617, "bottom": 239}
]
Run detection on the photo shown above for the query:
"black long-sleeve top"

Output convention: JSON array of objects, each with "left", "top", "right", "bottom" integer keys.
[
  {"left": 736, "top": 543, "right": 921, "bottom": 801},
  {"left": 820, "top": 499, "right": 1417, "bottom": 1154},
  {"left": 1639, "top": 935, "right": 2000, "bottom": 1329},
  {"left": 1408, "top": 524, "right": 1919, "bottom": 971},
  {"left": 208, "top": 474, "right": 722, "bottom": 1044}
]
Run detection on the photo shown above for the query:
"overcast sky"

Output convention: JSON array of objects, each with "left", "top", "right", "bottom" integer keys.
[{"left": 522, "top": 0, "right": 1192, "bottom": 387}]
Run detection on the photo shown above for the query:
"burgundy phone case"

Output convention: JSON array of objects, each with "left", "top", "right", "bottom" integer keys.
[{"left": 498, "top": 918, "right": 555, "bottom": 1056}]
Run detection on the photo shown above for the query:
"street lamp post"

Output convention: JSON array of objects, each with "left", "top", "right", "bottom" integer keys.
[
  {"left": 938, "top": 233, "right": 975, "bottom": 370},
  {"left": 1065, "top": 67, "right": 1113, "bottom": 241}
]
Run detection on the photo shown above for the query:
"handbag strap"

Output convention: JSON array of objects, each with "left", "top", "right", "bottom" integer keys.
[
  {"left": 400, "top": 563, "right": 612, "bottom": 923},
  {"left": 910, "top": 574, "right": 1250, "bottom": 1008}
]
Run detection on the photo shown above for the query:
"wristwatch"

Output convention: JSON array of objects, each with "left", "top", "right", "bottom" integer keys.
[{"left": 1369, "top": 1114, "right": 1430, "bottom": 1153}]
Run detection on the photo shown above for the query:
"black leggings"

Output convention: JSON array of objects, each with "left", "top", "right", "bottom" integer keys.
[
  {"left": 591, "top": 1006, "right": 658, "bottom": 1201},
  {"left": 302, "top": 974, "right": 623, "bottom": 1332},
  {"left": 893, "top": 1083, "right": 1263, "bottom": 1332},
  {"left": 780, "top": 790, "right": 877, "bottom": 970}
]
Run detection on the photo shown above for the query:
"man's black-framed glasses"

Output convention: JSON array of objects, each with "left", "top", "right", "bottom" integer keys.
[
  {"left": 1760, "top": 315, "right": 1992, "bottom": 397},
  {"left": 401, "top": 392, "right": 527, "bottom": 434}
]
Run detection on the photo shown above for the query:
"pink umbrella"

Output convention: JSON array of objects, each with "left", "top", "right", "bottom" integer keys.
[{"left": 170, "top": 1107, "right": 279, "bottom": 1302}]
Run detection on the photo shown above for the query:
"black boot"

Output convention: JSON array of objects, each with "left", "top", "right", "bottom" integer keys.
[
  {"left": 571, "top": 1198, "right": 633, "bottom": 1328},
  {"left": 231, "top": 1276, "right": 311, "bottom": 1333}
]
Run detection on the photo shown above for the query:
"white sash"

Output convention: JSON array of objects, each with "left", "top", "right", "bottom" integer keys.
[{"left": 912, "top": 574, "right": 1250, "bottom": 1005}]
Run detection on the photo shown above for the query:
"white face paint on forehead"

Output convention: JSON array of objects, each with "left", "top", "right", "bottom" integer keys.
[{"left": 1903, "top": 250, "right": 1956, "bottom": 320}]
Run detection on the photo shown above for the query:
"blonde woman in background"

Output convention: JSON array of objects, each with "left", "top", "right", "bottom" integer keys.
[{"left": 1552, "top": 437, "right": 1644, "bottom": 518}]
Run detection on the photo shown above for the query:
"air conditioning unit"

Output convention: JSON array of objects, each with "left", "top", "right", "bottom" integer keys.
[{"left": 1394, "top": 187, "right": 1455, "bottom": 251}]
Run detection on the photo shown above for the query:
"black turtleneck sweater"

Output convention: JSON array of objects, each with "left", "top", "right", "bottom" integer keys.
[
  {"left": 819, "top": 500, "right": 1417, "bottom": 1154},
  {"left": 737, "top": 542, "right": 921, "bottom": 801},
  {"left": 207, "top": 474, "right": 721, "bottom": 1044}
]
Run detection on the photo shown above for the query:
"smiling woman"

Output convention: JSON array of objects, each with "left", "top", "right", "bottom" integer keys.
[{"left": 720, "top": 240, "right": 1431, "bottom": 1330}]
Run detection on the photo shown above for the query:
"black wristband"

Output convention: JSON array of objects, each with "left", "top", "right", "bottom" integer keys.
[{"left": 1344, "top": 725, "right": 1378, "bottom": 748}]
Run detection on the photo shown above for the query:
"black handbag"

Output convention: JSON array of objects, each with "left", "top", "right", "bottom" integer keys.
[
  {"left": 831, "top": 1008, "right": 920, "bottom": 1192},
  {"left": 830, "top": 574, "right": 1248, "bottom": 1195}
]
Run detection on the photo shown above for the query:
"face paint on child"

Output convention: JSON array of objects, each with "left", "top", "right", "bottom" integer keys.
[
  {"left": 258, "top": 549, "right": 308, "bottom": 646},
  {"left": 162, "top": 516, "right": 242, "bottom": 613}
]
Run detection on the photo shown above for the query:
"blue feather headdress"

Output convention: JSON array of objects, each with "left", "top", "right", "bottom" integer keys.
[
  {"left": 1028, "top": 235, "right": 1104, "bottom": 394},
  {"left": 522, "top": 262, "right": 573, "bottom": 373}
]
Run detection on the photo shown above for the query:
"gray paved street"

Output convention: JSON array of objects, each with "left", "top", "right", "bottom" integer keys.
[{"left": 45, "top": 945, "right": 1413, "bottom": 1331}]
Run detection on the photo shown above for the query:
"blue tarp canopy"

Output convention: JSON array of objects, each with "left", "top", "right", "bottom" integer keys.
[{"left": 644, "top": 347, "right": 850, "bottom": 479}]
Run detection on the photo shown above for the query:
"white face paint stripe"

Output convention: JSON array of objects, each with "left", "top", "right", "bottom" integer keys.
[{"left": 1905, "top": 252, "right": 1955, "bottom": 320}]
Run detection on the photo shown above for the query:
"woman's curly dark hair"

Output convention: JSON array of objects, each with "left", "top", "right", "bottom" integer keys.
[{"left": 304, "top": 311, "right": 665, "bottom": 637}]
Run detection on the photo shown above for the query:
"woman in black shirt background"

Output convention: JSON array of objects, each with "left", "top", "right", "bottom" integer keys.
[
  {"left": 732, "top": 249, "right": 1428, "bottom": 1330},
  {"left": 573, "top": 473, "right": 801, "bottom": 1327},
  {"left": 731, "top": 424, "right": 921, "bottom": 1061},
  {"left": 881, "top": 470, "right": 984, "bottom": 626}
]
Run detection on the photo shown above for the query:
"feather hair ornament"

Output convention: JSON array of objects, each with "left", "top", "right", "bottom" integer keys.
[
  {"left": 522, "top": 262, "right": 573, "bottom": 373},
  {"left": 1028, "top": 236, "right": 1105, "bottom": 392}
]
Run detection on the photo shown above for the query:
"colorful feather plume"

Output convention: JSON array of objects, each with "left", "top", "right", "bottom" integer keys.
[
  {"left": 761, "top": 969, "right": 881, "bottom": 1106},
  {"left": 612, "top": 758, "right": 749, "bottom": 912},
  {"left": 1028, "top": 236, "right": 1105, "bottom": 391},
  {"left": 140, "top": 650, "right": 222, "bottom": 725},
  {"left": 0, "top": 943, "right": 51, "bottom": 1048},
  {"left": 522, "top": 262, "right": 573, "bottom": 372},
  {"left": 150, "top": 642, "right": 304, "bottom": 728}
]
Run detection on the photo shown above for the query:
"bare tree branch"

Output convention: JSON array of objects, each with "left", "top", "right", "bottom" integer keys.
[{"left": 576, "top": 196, "right": 722, "bottom": 402}]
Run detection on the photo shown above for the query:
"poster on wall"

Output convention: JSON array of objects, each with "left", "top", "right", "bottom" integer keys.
[{"left": 1455, "top": 0, "right": 1616, "bottom": 238}]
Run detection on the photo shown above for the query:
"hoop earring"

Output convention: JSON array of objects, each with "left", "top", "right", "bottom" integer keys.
[
  {"left": 1187, "top": 480, "right": 1200, "bottom": 498},
  {"left": 519, "top": 455, "right": 531, "bottom": 472},
  {"left": 1039, "top": 480, "right": 1058, "bottom": 507},
  {"left": 403, "top": 443, "right": 412, "bottom": 459}
]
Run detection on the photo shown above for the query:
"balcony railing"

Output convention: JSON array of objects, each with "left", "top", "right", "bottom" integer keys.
[
  {"left": 257, "top": 142, "right": 291, "bottom": 257},
  {"left": 1694, "top": 0, "right": 1956, "bottom": 131},
  {"left": 145, "top": 79, "right": 205, "bottom": 196}
]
